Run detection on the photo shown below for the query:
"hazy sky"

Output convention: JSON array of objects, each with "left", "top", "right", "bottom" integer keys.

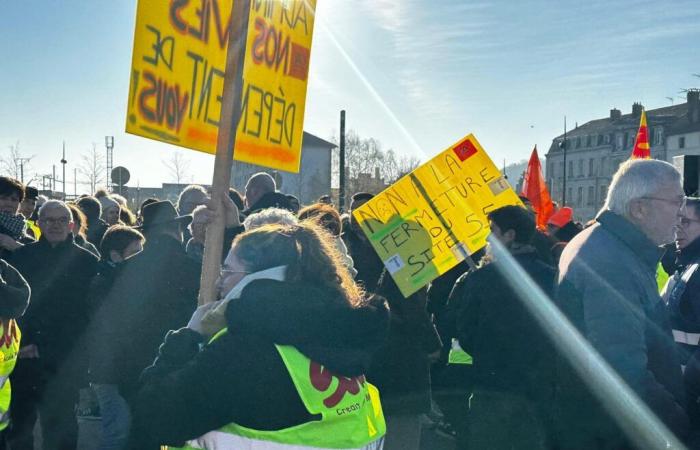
[{"left": 2, "top": 0, "right": 699, "bottom": 189}]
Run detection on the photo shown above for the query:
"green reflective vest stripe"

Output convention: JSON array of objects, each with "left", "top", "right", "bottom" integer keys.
[
  {"left": 657, "top": 262, "right": 670, "bottom": 294},
  {"left": 169, "top": 328, "right": 386, "bottom": 449},
  {"left": 448, "top": 338, "right": 473, "bottom": 365},
  {"left": 0, "top": 320, "right": 21, "bottom": 431}
]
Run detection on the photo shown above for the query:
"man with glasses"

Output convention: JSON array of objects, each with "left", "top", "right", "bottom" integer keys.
[
  {"left": 7, "top": 200, "right": 98, "bottom": 450},
  {"left": 555, "top": 159, "right": 688, "bottom": 448}
]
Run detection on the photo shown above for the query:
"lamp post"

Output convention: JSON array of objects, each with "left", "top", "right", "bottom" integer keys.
[{"left": 559, "top": 116, "right": 568, "bottom": 206}]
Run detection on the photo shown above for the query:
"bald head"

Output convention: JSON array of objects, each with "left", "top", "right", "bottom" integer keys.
[{"left": 245, "top": 172, "right": 276, "bottom": 209}]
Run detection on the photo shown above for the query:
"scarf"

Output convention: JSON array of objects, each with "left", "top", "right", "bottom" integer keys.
[{"left": 0, "top": 211, "right": 26, "bottom": 240}]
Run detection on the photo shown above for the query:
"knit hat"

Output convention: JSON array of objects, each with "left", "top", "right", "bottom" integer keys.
[
  {"left": 99, "top": 196, "right": 120, "bottom": 213},
  {"left": 547, "top": 206, "right": 573, "bottom": 228}
]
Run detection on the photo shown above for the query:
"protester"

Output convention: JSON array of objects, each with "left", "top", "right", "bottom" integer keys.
[
  {"left": 177, "top": 185, "right": 208, "bottom": 243},
  {"left": 8, "top": 200, "right": 99, "bottom": 450},
  {"left": 99, "top": 196, "right": 121, "bottom": 226},
  {"left": 19, "top": 186, "right": 39, "bottom": 239},
  {"left": 342, "top": 192, "right": 385, "bottom": 292},
  {"left": 136, "top": 198, "right": 159, "bottom": 226},
  {"left": 298, "top": 203, "right": 357, "bottom": 278},
  {"left": 82, "top": 200, "right": 199, "bottom": 435},
  {"left": 129, "top": 222, "right": 389, "bottom": 449},
  {"left": 0, "top": 258, "right": 29, "bottom": 441},
  {"left": 84, "top": 225, "right": 145, "bottom": 450},
  {"left": 78, "top": 196, "right": 109, "bottom": 247},
  {"left": 546, "top": 206, "right": 583, "bottom": 262},
  {"left": 243, "top": 172, "right": 294, "bottom": 215},
  {"left": 286, "top": 194, "right": 301, "bottom": 213},
  {"left": 67, "top": 202, "right": 100, "bottom": 257},
  {"left": 0, "top": 177, "right": 34, "bottom": 259},
  {"left": 243, "top": 207, "right": 298, "bottom": 230},
  {"left": 455, "top": 205, "right": 557, "bottom": 449},
  {"left": 555, "top": 159, "right": 688, "bottom": 448},
  {"left": 366, "top": 270, "right": 441, "bottom": 450}
]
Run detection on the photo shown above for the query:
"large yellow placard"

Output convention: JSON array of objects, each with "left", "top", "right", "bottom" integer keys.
[
  {"left": 126, "top": 0, "right": 316, "bottom": 173},
  {"left": 353, "top": 134, "right": 523, "bottom": 297}
]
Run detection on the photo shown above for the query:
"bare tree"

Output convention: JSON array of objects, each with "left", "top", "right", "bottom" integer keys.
[
  {"left": 78, "top": 143, "right": 106, "bottom": 194},
  {"left": 331, "top": 129, "right": 423, "bottom": 206},
  {"left": 162, "top": 151, "right": 191, "bottom": 185},
  {"left": 0, "top": 141, "right": 35, "bottom": 183}
]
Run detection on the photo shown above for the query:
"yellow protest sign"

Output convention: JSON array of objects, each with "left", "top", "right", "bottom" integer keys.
[
  {"left": 126, "top": 0, "right": 316, "bottom": 173},
  {"left": 353, "top": 134, "right": 523, "bottom": 297}
]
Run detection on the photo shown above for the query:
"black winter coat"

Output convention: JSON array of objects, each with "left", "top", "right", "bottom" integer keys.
[
  {"left": 129, "top": 279, "right": 389, "bottom": 449},
  {"left": 86, "top": 234, "right": 199, "bottom": 395},
  {"left": 342, "top": 228, "right": 384, "bottom": 293},
  {"left": 366, "top": 271, "right": 442, "bottom": 415},
  {"left": 0, "top": 258, "right": 30, "bottom": 319},
  {"left": 8, "top": 236, "right": 98, "bottom": 377}
]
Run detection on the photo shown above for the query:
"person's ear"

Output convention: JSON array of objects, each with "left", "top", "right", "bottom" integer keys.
[
  {"left": 629, "top": 198, "right": 646, "bottom": 221},
  {"left": 68, "top": 222, "right": 75, "bottom": 232}
]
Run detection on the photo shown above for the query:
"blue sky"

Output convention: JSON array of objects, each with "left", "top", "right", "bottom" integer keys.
[{"left": 1, "top": 0, "right": 699, "bottom": 189}]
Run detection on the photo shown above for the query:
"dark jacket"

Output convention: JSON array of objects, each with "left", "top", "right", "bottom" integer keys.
[
  {"left": 86, "top": 234, "right": 200, "bottom": 395},
  {"left": 666, "top": 236, "right": 700, "bottom": 365},
  {"left": 342, "top": 227, "right": 385, "bottom": 293},
  {"left": 555, "top": 210, "right": 688, "bottom": 448},
  {"left": 242, "top": 192, "right": 294, "bottom": 217},
  {"left": 8, "top": 236, "right": 98, "bottom": 376},
  {"left": 456, "top": 249, "right": 557, "bottom": 398},
  {"left": 0, "top": 230, "right": 34, "bottom": 261},
  {"left": 366, "top": 270, "right": 442, "bottom": 415},
  {"left": 129, "top": 279, "right": 389, "bottom": 448},
  {"left": 76, "top": 234, "right": 100, "bottom": 258},
  {"left": 0, "top": 258, "right": 30, "bottom": 319}
]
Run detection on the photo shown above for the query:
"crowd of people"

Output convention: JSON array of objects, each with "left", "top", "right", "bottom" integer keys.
[{"left": 1, "top": 159, "right": 700, "bottom": 449}]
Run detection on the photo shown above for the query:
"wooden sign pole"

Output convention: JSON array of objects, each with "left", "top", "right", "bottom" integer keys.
[{"left": 198, "top": 0, "right": 251, "bottom": 306}]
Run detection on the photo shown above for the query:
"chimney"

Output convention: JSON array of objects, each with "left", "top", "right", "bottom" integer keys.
[
  {"left": 610, "top": 108, "right": 622, "bottom": 121},
  {"left": 689, "top": 90, "right": 700, "bottom": 123},
  {"left": 632, "top": 102, "right": 643, "bottom": 117}
]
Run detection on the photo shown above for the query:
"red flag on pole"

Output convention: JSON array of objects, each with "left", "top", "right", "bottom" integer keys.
[
  {"left": 520, "top": 146, "right": 554, "bottom": 231},
  {"left": 631, "top": 109, "right": 650, "bottom": 159}
]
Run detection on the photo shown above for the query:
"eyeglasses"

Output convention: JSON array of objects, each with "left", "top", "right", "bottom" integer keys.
[
  {"left": 40, "top": 217, "right": 70, "bottom": 226},
  {"left": 680, "top": 217, "right": 700, "bottom": 227},
  {"left": 640, "top": 195, "right": 686, "bottom": 210}
]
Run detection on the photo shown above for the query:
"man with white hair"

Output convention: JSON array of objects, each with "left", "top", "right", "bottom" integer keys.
[
  {"left": 7, "top": 200, "right": 98, "bottom": 449},
  {"left": 555, "top": 159, "right": 688, "bottom": 448}
]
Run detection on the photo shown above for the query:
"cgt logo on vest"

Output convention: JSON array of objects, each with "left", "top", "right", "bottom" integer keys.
[
  {"left": 1, "top": 321, "right": 17, "bottom": 348},
  {"left": 309, "top": 362, "right": 365, "bottom": 408}
]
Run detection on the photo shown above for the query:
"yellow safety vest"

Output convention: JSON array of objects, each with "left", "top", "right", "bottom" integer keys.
[
  {"left": 169, "top": 329, "right": 386, "bottom": 450},
  {"left": 0, "top": 320, "right": 21, "bottom": 431}
]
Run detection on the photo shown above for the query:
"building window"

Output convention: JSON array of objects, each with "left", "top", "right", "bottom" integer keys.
[
  {"left": 604, "top": 134, "right": 611, "bottom": 144},
  {"left": 588, "top": 158, "right": 594, "bottom": 176},
  {"left": 576, "top": 136, "right": 582, "bottom": 148},
  {"left": 577, "top": 159, "right": 584, "bottom": 177},
  {"left": 655, "top": 128, "right": 664, "bottom": 145},
  {"left": 623, "top": 132, "right": 629, "bottom": 149},
  {"left": 568, "top": 161, "right": 573, "bottom": 177},
  {"left": 617, "top": 134, "right": 623, "bottom": 150},
  {"left": 680, "top": 136, "right": 686, "bottom": 149},
  {"left": 567, "top": 187, "right": 573, "bottom": 204},
  {"left": 586, "top": 135, "right": 592, "bottom": 147},
  {"left": 577, "top": 187, "right": 583, "bottom": 206},
  {"left": 587, "top": 186, "right": 594, "bottom": 205},
  {"left": 600, "top": 185, "right": 607, "bottom": 204}
]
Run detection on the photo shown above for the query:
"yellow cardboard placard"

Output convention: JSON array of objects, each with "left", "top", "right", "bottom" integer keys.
[
  {"left": 353, "top": 134, "right": 523, "bottom": 297},
  {"left": 126, "top": 0, "right": 316, "bottom": 173}
]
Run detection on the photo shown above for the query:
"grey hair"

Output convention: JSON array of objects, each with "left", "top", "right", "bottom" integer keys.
[
  {"left": 177, "top": 184, "right": 208, "bottom": 204},
  {"left": 244, "top": 208, "right": 298, "bottom": 231},
  {"left": 38, "top": 200, "right": 73, "bottom": 220},
  {"left": 603, "top": 159, "right": 681, "bottom": 218}
]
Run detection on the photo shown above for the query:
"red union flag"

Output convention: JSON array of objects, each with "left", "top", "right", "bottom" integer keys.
[
  {"left": 453, "top": 138, "right": 478, "bottom": 161},
  {"left": 631, "top": 109, "right": 651, "bottom": 159},
  {"left": 520, "top": 146, "right": 554, "bottom": 231}
]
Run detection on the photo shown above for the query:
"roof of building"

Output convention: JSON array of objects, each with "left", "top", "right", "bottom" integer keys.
[
  {"left": 547, "top": 93, "right": 699, "bottom": 155},
  {"left": 303, "top": 131, "right": 337, "bottom": 150}
]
